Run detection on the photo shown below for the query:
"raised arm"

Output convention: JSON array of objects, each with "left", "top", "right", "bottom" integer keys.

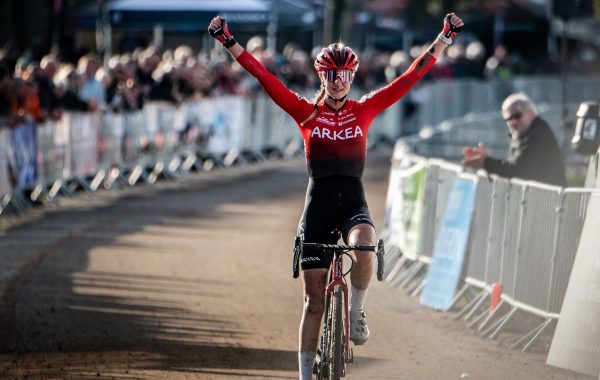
[
  {"left": 208, "top": 16, "right": 311, "bottom": 122},
  {"left": 360, "top": 13, "right": 464, "bottom": 115}
]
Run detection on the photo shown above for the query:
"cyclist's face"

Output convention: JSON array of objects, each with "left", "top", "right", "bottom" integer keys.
[{"left": 322, "top": 69, "right": 353, "bottom": 98}]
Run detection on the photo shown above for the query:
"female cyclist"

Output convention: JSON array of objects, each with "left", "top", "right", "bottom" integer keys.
[{"left": 209, "top": 13, "right": 463, "bottom": 380}]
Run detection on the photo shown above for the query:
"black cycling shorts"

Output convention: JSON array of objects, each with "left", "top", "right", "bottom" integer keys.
[{"left": 297, "top": 175, "right": 374, "bottom": 270}]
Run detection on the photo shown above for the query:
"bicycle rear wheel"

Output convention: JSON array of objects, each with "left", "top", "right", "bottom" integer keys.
[{"left": 328, "top": 285, "right": 344, "bottom": 379}]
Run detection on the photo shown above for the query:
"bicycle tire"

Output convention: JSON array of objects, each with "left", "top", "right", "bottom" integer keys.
[
  {"left": 292, "top": 236, "right": 301, "bottom": 279},
  {"left": 329, "top": 285, "right": 344, "bottom": 379},
  {"left": 376, "top": 239, "right": 385, "bottom": 281}
]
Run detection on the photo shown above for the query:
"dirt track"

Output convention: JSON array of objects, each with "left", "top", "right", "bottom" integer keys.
[{"left": 0, "top": 153, "right": 592, "bottom": 380}]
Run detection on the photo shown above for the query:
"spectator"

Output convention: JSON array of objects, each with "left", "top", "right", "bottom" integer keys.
[
  {"left": 149, "top": 59, "right": 180, "bottom": 103},
  {"left": 175, "top": 63, "right": 196, "bottom": 101},
  {"left": 279, "top": 43, "right": 314, "bottom": 90},
  {"left": 36, "top": 54, "right": 62, "bottom": 119},
  {"left": 135, "top": 46, "right": 161, "bottom": 100},
  {"left": 173, "top": 45, "right": 193, "bottom": 66},
  {"left": 484, "top": 44, "right": 516, "bottom": 81},
  {"left": 464, "top": 40, "right": 486, "bottom": 78},
  {"left": 462, "top": 92, "right": 567, "bottom": 187},
  {"left": 105, "top": 57, "right": 143, "bottom": 112},
  {"left": 0, "top": 60, "right": 14, "bottom": 117},
  {"left": 446, "top": 43, "right": 468, "bottom": 77},
  {"left": 384, "top": 50, "right": 409, "bottom": 83},
  {"left": 208, "top": 61, "right": 243, "bottom": 96},
  {"left": 78, "top": 53, "right": 106, "bottom": 109},
  {"left": 10, "top": 77, "right": 45, "bottom": 125},
  {"left": 55, "top": 65, "right": 96, "bottom": 112},
  {"left": 571, "top": 42, "right": 600, "bottom": 76}
]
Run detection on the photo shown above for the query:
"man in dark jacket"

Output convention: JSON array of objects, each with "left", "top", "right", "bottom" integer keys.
[{"left": 462, "top": 92, "right": 567, "bottom": 187}]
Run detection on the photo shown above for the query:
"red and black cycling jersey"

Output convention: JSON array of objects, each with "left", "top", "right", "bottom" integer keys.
[{"left": 236, "top": 49, "right": 436, "bottom": 178}]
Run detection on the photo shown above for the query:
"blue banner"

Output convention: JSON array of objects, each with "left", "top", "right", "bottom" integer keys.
[
  {"left": 11, "top": 122, "right": 38, "bottom": 189},
  {"left": 420, "top": 178, "right": 477, "bottom": 311}
]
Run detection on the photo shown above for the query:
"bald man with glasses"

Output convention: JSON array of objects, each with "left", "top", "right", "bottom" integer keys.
[{"left": 462, "top": 92, "right": 567, "bottom": 187}]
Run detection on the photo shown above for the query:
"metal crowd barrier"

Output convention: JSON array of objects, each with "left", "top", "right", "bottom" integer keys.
[
  {"left": 0, "top": 95, "right": 311, "bottom": 216},
  {"left": 383, "top": 147, "right": 598, "bottom": 353},
  {"left": 386, "top": 159, "right": 462, "bottom": 291},
  {"left": 408, "top": 104, "right": 588, "bottom": 168},
  {"left": 410, "top": 76, "right": 600, "bottom": 136}
]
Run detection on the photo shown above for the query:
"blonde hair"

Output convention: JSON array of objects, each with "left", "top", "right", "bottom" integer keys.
[{"left": 300, "top": 82, "right": 327, "bottom": 127}]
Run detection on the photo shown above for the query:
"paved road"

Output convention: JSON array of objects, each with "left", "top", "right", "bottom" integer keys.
[{"left": 0, "top": 153, "right": 591, "bottom": 379}]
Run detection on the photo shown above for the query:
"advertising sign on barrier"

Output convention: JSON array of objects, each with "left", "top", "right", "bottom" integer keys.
[
  {"left": 420, "top": 178, "right": 476, "bottom": 311},
  {"left": 384, "top": 162, "right": 401, "bottom": 231},
  {"left": 70, "top": 113, "right": 99, "bottom": 177},
  {"left": 547, "top": 193, "right": 600, "bottom": 377},
  {"left": 11, "top": 122, "right": 38, "bottom": 189},
  {"left": 389, "top": 162, "right": 426, "bottom": 259},
  {"left": 197, "top": 97, "right": 245, "bottom": 155}
]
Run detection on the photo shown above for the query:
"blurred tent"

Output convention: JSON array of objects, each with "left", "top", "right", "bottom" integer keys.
[
  {"left": 71, "top": 0, "right": 270, "bottom": 32},
  {"left": 518, "top": 0, "right": 600, "bottom": 43},
  {"left": 108, "top": 0, "right": 272, "bottom": 31},
  {"left": 68, "top": 0, "right": 317, "bottom": 57},
  {"left": 69, "top": 0, "right": 315, "bottom": 31}
]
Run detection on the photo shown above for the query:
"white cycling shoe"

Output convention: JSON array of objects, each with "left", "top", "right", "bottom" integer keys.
[{"left": 350, "top": 309, "right": 369, "bottom": 345}]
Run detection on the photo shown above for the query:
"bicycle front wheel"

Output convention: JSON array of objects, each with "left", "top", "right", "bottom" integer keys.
[{"left": 328, "top": 285, "right": 344, "bottom": 379}]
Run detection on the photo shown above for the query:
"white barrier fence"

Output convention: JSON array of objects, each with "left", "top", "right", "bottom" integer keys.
[
  {"left": 0, "top": 96, "right": 308, "bottom": 216},
  {"left": 382, "top": 141, "right": 599, "bottom": 362}
]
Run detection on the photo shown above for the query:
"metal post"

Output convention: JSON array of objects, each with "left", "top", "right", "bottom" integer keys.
[
  {"left": 560, "top": 20, "right": 570, "bottom": 151},
  {"left": 153, "top": 24, "right": 163, "bottom": 49},
  {"left": 267, "top": 10, "right": 278, "bottom": 52},
  {"left": 323, "top": 0, "right": 334, "bottom": 44},
  {"left": 97, "top": 0, "right": 112, "bottom": 66}
]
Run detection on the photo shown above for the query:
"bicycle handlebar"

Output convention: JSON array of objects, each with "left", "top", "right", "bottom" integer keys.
[
  {"left": 300, "top": 242, "right": 376, "bottom": 252},
  {"left": 292, "top": 238, "right": 384, "bottom": 279}
]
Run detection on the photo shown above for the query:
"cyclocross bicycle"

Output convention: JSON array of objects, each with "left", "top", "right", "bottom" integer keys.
[{"left": 292, "top": 237, "right": 385, "bottom": 379}]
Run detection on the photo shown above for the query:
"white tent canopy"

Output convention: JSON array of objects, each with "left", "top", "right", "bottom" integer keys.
[{"left": 108, "top": 0, "right": 269, "bottom": 12}]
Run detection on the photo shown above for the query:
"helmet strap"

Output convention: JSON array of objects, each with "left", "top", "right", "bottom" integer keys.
[{"left": 327, "top": 94, "right": 347, "bottom": 102}]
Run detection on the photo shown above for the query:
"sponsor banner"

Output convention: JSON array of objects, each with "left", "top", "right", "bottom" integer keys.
[
  {"left": 196, "top": 96, "right": 245, "bottom": 155},
  {"left": 122, "top": 111, "right": 146, "bottom": 164},
  {"left": 69, "top": 113, "right": 99, "bottom": 177},
  {"left": 0, "top": 128, "right": 12, "bottom": 195},
  {"left": 36, "top": 120, "right": 54, "bottom": 184},
  {"left": 420, "top": 178, "right": 477, "bottom": 311},
  {"left": 99, "top": 113, "right": 124, "bottom": 168},
  {"left": 56, "top": 116, "right": 71, "bottom": 179},
  {"left": 547, "top": 193, "right": 600, "bottom": 377},
  {"left": 384, "top": 161, "right": 401, "bottom": 231},
  {"left": 388, "top": 161, "right": 426, "bottom": 259},
  {"left": 158, "top": 105, "right": 178, "bottom": 153},
  {"left": 37, "top": 119, "right": 70, "bottom": 185},
  {"left": 11, "top": 122, "right": 38, "bottom": 189},
  {"left": 144, "top": 103, "right": 160, "bottom": 135},
  {"left": 172, "top": 104, "right": 188, "bottom": 132}
]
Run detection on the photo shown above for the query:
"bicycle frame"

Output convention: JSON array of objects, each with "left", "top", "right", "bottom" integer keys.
[
  {"left": 324, "top": 250, "right": 351, "bottom": 364},
  {"left": 292, "top": 239, "right": 384, "bottom": 379}
]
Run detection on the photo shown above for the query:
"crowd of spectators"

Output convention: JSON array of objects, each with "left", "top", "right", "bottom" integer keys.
[
  {"left": 1, "top": 36, "right": 599, "bottom": 126},
  {"left": 0, "top": 44, "right": 220, "bottom": 125}
]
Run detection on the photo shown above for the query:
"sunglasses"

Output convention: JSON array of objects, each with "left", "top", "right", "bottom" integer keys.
[
  {"left": 504, "top": 111, "right": 522, "bottom": 121},
  {"left": 322, "top": 69, "right": 353, "bottom": 83}
]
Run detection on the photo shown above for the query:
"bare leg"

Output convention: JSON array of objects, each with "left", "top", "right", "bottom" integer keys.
[
  {"left": 347, "top": 223, "right": 376, "bottom": 345},
  {"left": 347, "top": 223, "right": 376, "bottom": 290},
  {"left": 299, "top": 268, "right": 328, "bottom": 351}
]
